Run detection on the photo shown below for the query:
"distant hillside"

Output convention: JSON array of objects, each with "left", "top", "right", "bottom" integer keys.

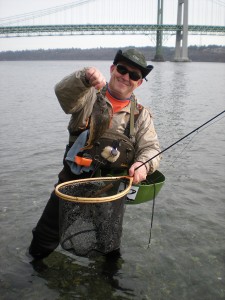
[{"left": 0, "top": 46, "right": 225, "bottom": 62}]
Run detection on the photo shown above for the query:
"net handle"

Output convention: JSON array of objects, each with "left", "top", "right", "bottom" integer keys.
[{"left": 55, "top": 176, "right": 133, "bottom": 203}]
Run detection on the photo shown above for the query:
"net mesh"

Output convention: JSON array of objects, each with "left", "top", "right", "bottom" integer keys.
[
  {"left": 55, "top": 176, "right": 132, "bottom": 257},
  {"left": 59, "top": 197, "right": 126, "bottom": 257}
]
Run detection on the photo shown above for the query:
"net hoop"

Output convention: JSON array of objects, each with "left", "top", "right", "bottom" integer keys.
[{"left": 55, "top": 176, "right": 133, "bottom": 203}]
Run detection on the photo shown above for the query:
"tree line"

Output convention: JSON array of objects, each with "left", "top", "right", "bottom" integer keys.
[{"left": 0, "top": 46, "right": 224, "bottom": 62}]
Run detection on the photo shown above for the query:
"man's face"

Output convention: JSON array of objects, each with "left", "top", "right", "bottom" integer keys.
[{"left": 108, "top": 62, "right": 143, "bottom": 99}]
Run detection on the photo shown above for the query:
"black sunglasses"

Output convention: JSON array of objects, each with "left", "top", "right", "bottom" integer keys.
[{"left": 116, "top": 64, "right": 142, "bottom": 81}]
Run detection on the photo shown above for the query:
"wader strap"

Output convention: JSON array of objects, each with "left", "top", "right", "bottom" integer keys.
[
  {"left": 124, "top": 94, "right": 143, "bottom": 142},
  {"left": 129, "top": 99, "right": 135, "bottom": 139}
]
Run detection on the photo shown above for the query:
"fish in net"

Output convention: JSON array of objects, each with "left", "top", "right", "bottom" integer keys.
[{"left": 55, "top": 176, "right": 133, "bottom": 257}]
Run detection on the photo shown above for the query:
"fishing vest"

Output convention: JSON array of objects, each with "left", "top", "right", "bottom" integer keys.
[{"left": 77, "top": 85, "right": 143, "bottom": 170}]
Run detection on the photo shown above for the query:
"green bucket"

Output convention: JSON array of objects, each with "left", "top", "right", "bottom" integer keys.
[{"left": 125, "top": 170, "right": 165, "bottom": 205}]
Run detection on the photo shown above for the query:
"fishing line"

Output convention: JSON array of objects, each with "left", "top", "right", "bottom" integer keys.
[
  {"left": 155, "top": 113, "right": 225, "bottom": 171},
  {"left": 165, "top": 132, "right": 197, "bottom": 169},
  {"left": 195, "top": 114, "right": 225, "bottom": 133},
  {"left": 147, "top": 182, "right": 156, "bottom": 248},
  {"left": 145, "top": 133, "right": 196, "bottom": 247},
  {"left": 140, "top": 109, "right": 225, "bottom": 247}
]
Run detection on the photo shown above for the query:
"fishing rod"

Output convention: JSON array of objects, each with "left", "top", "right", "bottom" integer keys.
[{"left": 135, "top": 109, "right": 225, "bottom": 171}]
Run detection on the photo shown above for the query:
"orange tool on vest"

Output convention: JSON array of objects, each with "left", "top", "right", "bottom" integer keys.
[{"left": 75, "top": 155, "right": 93, "bottom": 167}]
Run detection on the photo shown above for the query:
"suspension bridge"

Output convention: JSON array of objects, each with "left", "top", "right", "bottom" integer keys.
[{"left": 0, "top": 0, "right": 225, "bottom": 61}]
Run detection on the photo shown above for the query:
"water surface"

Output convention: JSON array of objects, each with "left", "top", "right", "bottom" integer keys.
[{"left": 0, "top": 60, "right": 224, "bottom": 300}]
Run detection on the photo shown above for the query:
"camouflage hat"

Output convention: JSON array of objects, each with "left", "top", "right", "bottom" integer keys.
[{"left": 113, "top": 48, "right": 153, "bottom": 78}]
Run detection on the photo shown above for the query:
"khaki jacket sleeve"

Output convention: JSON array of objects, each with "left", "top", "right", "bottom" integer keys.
[
  {"left": 134, "top": 107, "right": 161, "bottom": 173},
  {"left": 54, "top": 68, "right": 95, "bottom": 114},
  {"left": 54, "top": 68, "right": 97, "bottom": 131}
]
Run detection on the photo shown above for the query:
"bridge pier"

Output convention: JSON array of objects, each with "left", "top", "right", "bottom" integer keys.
[
  {"left": 153, "top": 0, "right": 164, "bottom": 62},
  {"left": 174, "top": 0, "right": 190, "bottom": 62}
]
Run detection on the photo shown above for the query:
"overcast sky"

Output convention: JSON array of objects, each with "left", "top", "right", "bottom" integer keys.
[{"left": 0, "top": 0, "right": 225, "bottom": 51}]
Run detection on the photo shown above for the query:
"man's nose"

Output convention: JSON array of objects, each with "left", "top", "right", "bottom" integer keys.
[{"left": 122, "top": 72, "right": 130, "bottom": 80}]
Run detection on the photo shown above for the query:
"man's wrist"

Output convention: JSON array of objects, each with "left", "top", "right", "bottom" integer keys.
[{"left": 81, "top": 68, "right": 91, "bottom": 86}]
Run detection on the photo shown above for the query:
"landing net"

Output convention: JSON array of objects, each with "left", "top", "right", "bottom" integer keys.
[
  {"left": 55, "top": 176, "right": 133, "bottom": 203},
  {"left": 55, "top": 176, "right": 133, "bottom": 257}
]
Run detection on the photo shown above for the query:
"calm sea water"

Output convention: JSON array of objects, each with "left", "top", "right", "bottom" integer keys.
[{"left": 0, "top": 60, "right": 224, "bottom": 300}]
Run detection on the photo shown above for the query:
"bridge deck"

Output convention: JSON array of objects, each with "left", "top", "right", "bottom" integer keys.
[{"left": 1, "top": 24, "right": 225, "bottom": 37}]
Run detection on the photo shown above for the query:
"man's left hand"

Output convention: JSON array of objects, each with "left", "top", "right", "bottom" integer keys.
[{"left": 129, "top": 161, "right": 148, "bottom": 185}]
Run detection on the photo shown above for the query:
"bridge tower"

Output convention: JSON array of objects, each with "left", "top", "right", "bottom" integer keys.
[
  {"left": 153, "top": 0, "right": 164, "bottom": 61},
  {"left": 174, "top": 0, "right": 190, "bottom": 62}
]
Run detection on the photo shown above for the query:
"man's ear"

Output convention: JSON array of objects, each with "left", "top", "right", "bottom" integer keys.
[
  {"left": 137, "top": 79, "right": 143, "bottom": 87},
  {"left": 110, "top": 64, "right": 116, "bottom": 74}
]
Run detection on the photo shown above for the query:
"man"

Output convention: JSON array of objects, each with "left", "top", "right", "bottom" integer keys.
[{"left": 29, "top": 48, "right": 161, "bottom": 259}]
